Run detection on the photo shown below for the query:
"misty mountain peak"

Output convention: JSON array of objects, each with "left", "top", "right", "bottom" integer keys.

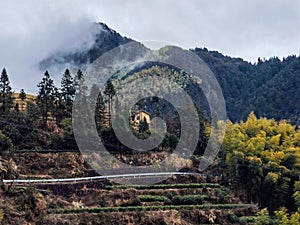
[{"left": 39, "top": 22, "right": 133, "bottom": 72}]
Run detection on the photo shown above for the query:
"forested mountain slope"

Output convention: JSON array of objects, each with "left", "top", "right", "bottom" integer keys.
[
  {"left": 193, "top": 48, "right": 300, "bottom": 124},
  {"left": 39, "top": 22, "right": 300, "bottom": 125}
]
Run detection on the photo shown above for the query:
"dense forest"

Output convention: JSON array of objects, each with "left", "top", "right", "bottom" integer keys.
[{"left": 193, "top": 48, "right": 300, "bottom": 125}]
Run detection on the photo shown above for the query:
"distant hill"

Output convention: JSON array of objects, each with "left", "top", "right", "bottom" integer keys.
[
  {"left": 39, "top": 22, "right": 300, "bottom": 125},
  {"left": 192, "top": 48, "right": 300, "bottom": 125}
]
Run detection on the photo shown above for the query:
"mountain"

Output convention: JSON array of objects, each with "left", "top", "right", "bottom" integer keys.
[
  {"left": 244, "top": 56, "right": 300, "bottom": 124},
  {"left": 39, "top": 22, "right": 300, "bottom": 125},
  {"left": 192, "top": 48, "right": 252, "bottom": 122},
  {"left": 39, "top": 22, "right": 134, "bottom": 71},
  {"left": 192, "top": 48, "right": 300, "bottom": 125}
]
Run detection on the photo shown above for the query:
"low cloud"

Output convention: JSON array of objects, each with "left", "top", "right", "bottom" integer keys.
[{"left": 0, "top": 1, "right": 96, "bottom": 93}]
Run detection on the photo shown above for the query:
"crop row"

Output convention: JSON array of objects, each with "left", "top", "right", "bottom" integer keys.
[
  {"left": 138, "top": 194, "right": 209, "bottom": 205},
  {"left": 49, "top": 204, "right": 251, "bottom": 214},
  {"left": 106, "top": 183, "right": 221, "bottom": 190}
]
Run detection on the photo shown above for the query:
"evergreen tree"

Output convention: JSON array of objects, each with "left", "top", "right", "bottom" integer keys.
[
  {"left": 74, "top": 69, "right": 88, "bottom": 100},
  {"left": 19, "top": 89, "right": 26, "bottom": 111},
  {"left": 0, "top": 68, "right": 13, "bottom": 115},
  {"left": 61, "top": 69, "right": 75, "bottom": 117},
  {"left": 19, "top": 88, "right": 26, "bottom": 101},
  {"left": 104, "top": 80, "right": 116, "bottom": 126},
  {"left": 74, "top": 69, "right": 84, "bottom": 89},
  {"left": 52, "top": 86, "right": 65, "bottom": 125},
  {"left": 90, "top": 84, "right": 106, "bottom": 130},
  {"left": 36, "top": 71, "right": 57, "bottom": 129}
]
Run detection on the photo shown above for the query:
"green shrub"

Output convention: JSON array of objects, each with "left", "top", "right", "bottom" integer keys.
[
  {"left": 228, "top": 213, "right": 238, "bottom": 223},
  {"left": 0, "top": 130, "right": 12, "bottom": 153},
  {"left": 131, "top": 197, "right": 141, "bottom": 206},
  {"left": 239, "top": 216, "right": 255, "bottom": 225},
  {"left": 216, "top": 189, "right": 227, "bottom": 203},
  {"left": 139, "top": 195, "right": 169, "bottom": 202},
  {"left": 172, "top": 195, "right": 207, "bottom": 205}
]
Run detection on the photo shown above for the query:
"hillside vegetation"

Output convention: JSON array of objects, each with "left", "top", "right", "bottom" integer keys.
[{"left": 193, "top": 48, "right": 300, "bottom": 125}]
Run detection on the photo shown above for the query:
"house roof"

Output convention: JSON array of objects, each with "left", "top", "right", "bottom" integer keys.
[{"left": 134, "top": 110, "right": 150, "bottom": 116}]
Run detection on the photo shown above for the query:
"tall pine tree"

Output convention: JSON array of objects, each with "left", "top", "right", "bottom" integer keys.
[
  {"left": 18, "top": 88, "right": 26, "bottom": 111},
  {"left": 59, "top": 69, "right": 75, "bottom": 121},
  {"left": 104, "top": 80, "right": 116, "bottom": 126},
  {"left": 37, "top": 71, "right": 57, "bottom": 129},
  {"left": 74, "top": 69, "right": 84, "bottom": 90},
  {"left": 90, "top": 84, "right": 106, "bottom": 130},
  {"left": 0, "top": 68, "right": 13, "bottom": 115}
]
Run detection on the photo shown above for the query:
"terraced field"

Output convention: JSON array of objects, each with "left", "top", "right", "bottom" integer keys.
[
  {"left": 33, "top": 180, "right": 256, "bottom": 224},
  {"left": 2, "top": 152, "right": 257, "bottom": 224}
]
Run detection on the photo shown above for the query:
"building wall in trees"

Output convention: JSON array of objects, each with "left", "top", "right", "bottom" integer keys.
[{"left": 132, "top": 110, "right": 151, "bottom": 124}]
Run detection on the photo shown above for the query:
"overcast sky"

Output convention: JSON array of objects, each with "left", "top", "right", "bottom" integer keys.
[{"left": 1, "top": 0, "right": 300, "bottom": 92}]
